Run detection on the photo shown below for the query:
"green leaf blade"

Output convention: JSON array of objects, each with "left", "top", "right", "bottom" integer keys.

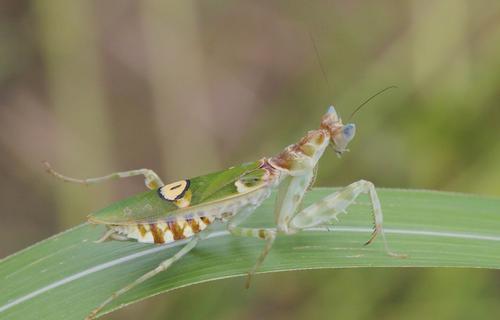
[{"left": 1, "top": 189, "right": 500, "bottom": 320}]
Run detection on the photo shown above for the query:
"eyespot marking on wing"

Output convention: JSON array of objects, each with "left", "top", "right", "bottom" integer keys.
[{"left": 158, "top": 179, "right": 191, "bottom": 202}]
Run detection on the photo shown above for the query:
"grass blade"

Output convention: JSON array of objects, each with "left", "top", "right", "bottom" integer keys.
[{"left": 1, "top": 188, "right": 499, "bottom": 319}]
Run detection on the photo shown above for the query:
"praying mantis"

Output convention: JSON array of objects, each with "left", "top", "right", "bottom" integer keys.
[{"left": 45, "top": 105, "right": 400, "bottom": 319}]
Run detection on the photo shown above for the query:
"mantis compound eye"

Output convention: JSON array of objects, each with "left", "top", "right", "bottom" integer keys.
[
  {"left": 342, "top": 123, "right": 356, "bottom": 141},
  {"left": 332, "top": 123, "right": 356, "bottom": 155}
]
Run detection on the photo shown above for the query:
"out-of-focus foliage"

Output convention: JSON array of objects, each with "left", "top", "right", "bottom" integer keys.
[{"left": 1, "top": 1, "right": 499, "bottom": 319}]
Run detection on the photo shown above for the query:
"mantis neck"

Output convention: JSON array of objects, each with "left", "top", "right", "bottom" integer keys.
[{"left": 269, "top": 129, "right": 330, "bottom": 174}]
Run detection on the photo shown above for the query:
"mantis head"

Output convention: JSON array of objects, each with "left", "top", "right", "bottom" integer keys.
[{"left": 320, "top": 106, "right": 356, "bottom": 157}]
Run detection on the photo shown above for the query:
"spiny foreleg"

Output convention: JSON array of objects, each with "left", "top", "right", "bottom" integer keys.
[{"left": 289, "top": 179, "right": 402, "bottom": 257}]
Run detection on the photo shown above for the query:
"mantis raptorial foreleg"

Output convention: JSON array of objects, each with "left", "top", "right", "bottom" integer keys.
[
  {"left": 289, "top": 179, "right": 401, "bottom": 257},
  {"left": 228, "top": 178, "right": 401, "bottom": 290},
  {"left": 86, "top": 238, "right": 199, "bottom": 320},
  {"left": 43, "top": 161, "right": 164, "bottom": 189}
]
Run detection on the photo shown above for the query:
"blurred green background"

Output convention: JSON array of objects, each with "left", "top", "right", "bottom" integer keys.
[{"left": 1, "top": 1, "right": 500, "bottom": 319}]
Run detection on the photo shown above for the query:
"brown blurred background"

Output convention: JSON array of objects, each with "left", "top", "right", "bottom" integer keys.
[{"left": 1, "top": 1, "right": 500, "bottom": 319}]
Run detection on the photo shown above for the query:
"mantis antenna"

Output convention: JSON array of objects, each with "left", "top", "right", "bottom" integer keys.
[
  {"left": 309, "top": 32, "right": 331, "bottom": 89},
  {"left": 308, "top": 31, "right": 397, "bottom": 121},
  {"left": 347, "top": 85, "right": 398, "bottom": 122},
  {"left": 309, "top": 31, "right": 334, "bottom": 103}
]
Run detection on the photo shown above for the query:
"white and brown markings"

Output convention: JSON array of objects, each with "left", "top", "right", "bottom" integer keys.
[
  {"left": 113, "top": 214, "right": 215, "bottom": 244},
  {"left": 269, "top": 130, "right": 329, "bottom": 172}
]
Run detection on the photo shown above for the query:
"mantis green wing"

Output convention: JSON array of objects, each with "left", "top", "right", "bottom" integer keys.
[{"left": 88, "top": 160, "right": 269, "bottom": 225}]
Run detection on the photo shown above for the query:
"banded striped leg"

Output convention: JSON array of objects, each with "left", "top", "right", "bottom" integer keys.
[
  {"left": 289, "top": 180, "right": 402, "bottom": 257},
  {"left": 228, "top": 225, "right": 276, "bottom": 289},
  {"left": 43, "top": 161, "right": 164, "bottom": 189},
  {"left": 227, "top": 207, "right": 276, "bottom": 288},
  {"left": 86, "top": 238, "right": 199, "bottom": 320}
]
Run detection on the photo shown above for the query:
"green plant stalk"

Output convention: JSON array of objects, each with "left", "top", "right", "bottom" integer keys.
[{"left": 1, "top": 188, "right": 499, "bottom": 320}]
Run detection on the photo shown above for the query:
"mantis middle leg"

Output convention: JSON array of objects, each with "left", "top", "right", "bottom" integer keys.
[{"left": 227, "top": 206, "right": 277, "bottom": 288}]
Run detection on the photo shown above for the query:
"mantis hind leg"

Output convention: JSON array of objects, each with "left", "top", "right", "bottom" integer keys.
[
  {"left": 289, "top": 179, "right": 403, "bottom": 257},
  {"left": 93, "top": 227, "right": 129, "bottom": 243},
  {"left": 43, "top": 161, "right": 164, "bottom": 189},
  {"left": 86, "top": 238, "right": 199, "bottom": 320}
]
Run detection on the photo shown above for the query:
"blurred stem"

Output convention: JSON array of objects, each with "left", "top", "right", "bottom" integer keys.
[
  {"left": 411, "top": 0, "right": 470, "bottom": 95},
  {"left": 141, "top": 0, "right": 219, "bottom": 180},
  {"left": 34, "top": 1, "right": 113, "bottom": 227}
]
